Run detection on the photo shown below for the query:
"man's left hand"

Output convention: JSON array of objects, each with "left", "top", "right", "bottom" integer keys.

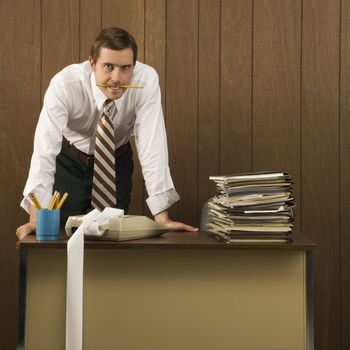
[{"left": 154, "top": 210, "right": 198, "bottom": 232}]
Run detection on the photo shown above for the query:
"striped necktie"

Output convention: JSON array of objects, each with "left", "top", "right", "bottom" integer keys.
[{"left": 91, "top": 99, "right": 117, "bottom": 210}]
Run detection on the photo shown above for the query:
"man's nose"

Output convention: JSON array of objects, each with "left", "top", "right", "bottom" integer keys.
[{"left": 111, "top": 67, "right": 121, "bottom": 81}]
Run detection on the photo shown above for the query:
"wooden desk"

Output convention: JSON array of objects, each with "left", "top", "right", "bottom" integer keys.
[{"left": 17, "top": 232, "right": 316, "bottom": 350}]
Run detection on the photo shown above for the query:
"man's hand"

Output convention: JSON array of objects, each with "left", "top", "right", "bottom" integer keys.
[
  {"left": 16, "top": 222, "right": 36, "bottom": 240},
  {"left": 154, "top": 210, "right": 198, "bottom": 232},
  {"left": 16, "top": 204, "right": 37, "bottom": 240}
]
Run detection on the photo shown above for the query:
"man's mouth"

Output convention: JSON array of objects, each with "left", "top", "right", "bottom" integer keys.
[
  {"left": 96, "top": 83, "right": 122, "bottom": 90},
  {"left": 97, "top": 83, "right": 144, "bottom": 89}
]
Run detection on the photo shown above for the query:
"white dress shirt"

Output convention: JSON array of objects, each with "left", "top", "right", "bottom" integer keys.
[{"left": 21, "top": 60, "right": 180, "bottom": 215}]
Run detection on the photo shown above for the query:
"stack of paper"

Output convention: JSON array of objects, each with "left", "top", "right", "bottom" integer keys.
[{"left": 207, "top": 172, "right": 295, "bottom": 243}]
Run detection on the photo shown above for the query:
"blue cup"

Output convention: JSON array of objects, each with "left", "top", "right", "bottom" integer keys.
[{"left": 36, "top": 209, "right": 60, "bottom": 241}]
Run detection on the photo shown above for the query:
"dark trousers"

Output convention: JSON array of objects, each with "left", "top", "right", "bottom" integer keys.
[{"left": 53, "top": 142, "right": 134, "bottom": 225}]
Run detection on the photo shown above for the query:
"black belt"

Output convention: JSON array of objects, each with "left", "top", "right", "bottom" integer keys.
[{"left": 62, "top": 137, "right": 131, "bottom": 167}]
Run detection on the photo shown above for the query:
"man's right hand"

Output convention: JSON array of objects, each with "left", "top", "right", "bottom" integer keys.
[
  {"left": 16, "top": 204, "right": 37, "bottom": 240},
  {"left": 16, "top": 223, "right": 36, "bottom": 240}
]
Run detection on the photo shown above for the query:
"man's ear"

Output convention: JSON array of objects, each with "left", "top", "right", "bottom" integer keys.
[{"left": 88, "top": 56, "right": 95, "bottom": 70}]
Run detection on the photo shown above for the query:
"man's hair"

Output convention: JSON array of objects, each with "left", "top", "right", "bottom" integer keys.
[{"left": 90, "top": 27, "right": 138, "bottom": 65}]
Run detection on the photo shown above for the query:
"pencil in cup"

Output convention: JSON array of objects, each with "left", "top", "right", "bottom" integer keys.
[
  {"left": 56, "top": 192, "right": 69, "bottom": 209},
  {"left": 55, "top": 192, "right": 61, "bottom": 209},
  {"left": 48, "top": 191, "right": 59, "bottom": 210},
  {"left": 29, "top": 192, "right": 42, "bottom": 210}
]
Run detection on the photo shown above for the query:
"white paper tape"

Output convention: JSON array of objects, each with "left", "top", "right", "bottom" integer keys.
[{"left": 65, "top": 208, "right": 124, "bottom": 350}]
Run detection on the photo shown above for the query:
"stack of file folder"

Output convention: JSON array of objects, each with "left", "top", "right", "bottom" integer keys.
[{"left": 207, "top": 172, "right": 295, "bottom": 243}]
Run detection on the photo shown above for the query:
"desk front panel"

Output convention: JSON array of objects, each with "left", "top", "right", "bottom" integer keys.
[{"left": 25, "top": 248, "right": 306, "bottom": 350}]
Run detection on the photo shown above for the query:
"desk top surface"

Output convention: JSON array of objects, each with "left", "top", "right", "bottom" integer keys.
[{"left": 17, "top": 231, "right": 317, "bottom": 251}]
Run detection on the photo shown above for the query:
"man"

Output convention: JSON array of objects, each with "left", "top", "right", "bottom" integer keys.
[{"left": 16, "top": 27, "right": 197, "bottom": 239}]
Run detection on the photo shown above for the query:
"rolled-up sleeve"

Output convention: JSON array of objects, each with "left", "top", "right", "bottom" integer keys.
[
  {"left": 133, "top": 72, "right": 180, "bottom": 215},
  {"left": 21, "top": 78, "right": 68, "bottom": 212}
]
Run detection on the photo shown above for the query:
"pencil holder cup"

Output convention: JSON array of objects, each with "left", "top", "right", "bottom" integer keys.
[{"left": 36, "top": 209, "right": 60, "bottom": 241}]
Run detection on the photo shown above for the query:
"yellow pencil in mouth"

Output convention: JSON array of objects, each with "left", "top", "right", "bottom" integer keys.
[
  {"left": 96, "top": 83, "right": 144, "bottom": 89},
  {"left": 120, "top": 85, "right": 144, "bottom": 89}
]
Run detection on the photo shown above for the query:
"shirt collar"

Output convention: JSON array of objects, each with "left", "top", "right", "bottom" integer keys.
[{"left": 90, "top": 72, "right": 125, "bottom": 113}]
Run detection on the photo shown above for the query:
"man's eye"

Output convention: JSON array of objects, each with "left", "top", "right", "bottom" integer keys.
[
  {"left": 103, "top": 64, "right": 113, "bottom": 71},
  {"left": 122, "top": 66, "right": 130, "bottom": 72}
]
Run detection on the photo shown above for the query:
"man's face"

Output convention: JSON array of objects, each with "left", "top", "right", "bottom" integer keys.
[{"left": 89, "top": 47, "right": 134, "bottom": 100}]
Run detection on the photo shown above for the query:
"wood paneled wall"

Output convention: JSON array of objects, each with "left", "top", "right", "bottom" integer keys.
[{"left": 1, "top": 0, "right": 349, "bottom": 349}]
